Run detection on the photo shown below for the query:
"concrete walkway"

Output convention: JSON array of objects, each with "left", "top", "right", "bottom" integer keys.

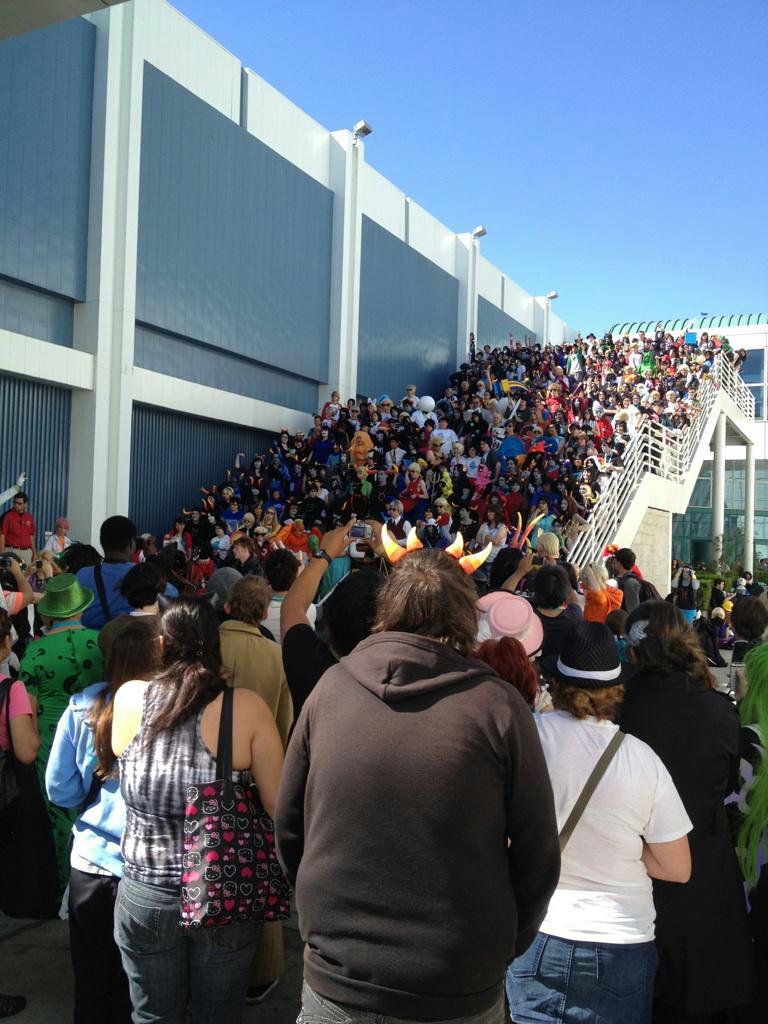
[{"left": 0, "top": 909, "right": 305, "bottom": 1023}]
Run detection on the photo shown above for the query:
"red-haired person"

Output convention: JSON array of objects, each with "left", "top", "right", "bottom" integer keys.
[{"left": 475, "top": 636, "right": 539, "bottom": 709}]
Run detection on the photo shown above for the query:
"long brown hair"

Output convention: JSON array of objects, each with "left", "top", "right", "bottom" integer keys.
[
  {"left": 625, "top": 600, "right": 715, "bottom": 689},
  {"left": 141, "top": 599, "right": 225, "bottom": 744},
  {"left": 90, "top": 617, "right": 160, "bottom": 777},
  {"left": 373, "top": 550, "right": 479, "bottom": 656}
]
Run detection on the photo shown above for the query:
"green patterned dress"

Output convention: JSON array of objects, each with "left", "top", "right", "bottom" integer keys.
[{"left": 19, "top": 624, "right": 104, "bottom": 894}]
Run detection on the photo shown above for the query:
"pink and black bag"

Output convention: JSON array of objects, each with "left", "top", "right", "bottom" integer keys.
[{"left": 180, "top": 685, "right": 292, "bottom": 928}]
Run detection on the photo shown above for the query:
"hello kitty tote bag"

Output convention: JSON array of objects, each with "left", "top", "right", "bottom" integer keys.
[{"left": 180, "top": 686, "right": 292, "bottom": 928}]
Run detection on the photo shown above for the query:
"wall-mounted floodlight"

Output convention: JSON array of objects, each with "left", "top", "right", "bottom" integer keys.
[
  {"left": 472, "top": 225, "right": 487, "bottom": 238},
  {"left": 545, "top": 290, "right": 559, "bottom": 301},
  {"left": 352, "top": 120, "right": 373, "bottom": 144}
]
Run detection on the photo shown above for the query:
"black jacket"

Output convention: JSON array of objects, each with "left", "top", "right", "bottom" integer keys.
[
  {"left": 276, "top": 632, "right": 560, "bottom": 1021},
  {"left": 620, "top": 671, "right": 752, "bottom": 1013}
]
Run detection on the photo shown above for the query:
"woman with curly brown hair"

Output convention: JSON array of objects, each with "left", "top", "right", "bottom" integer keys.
[{"left": 620, "top": 601, "right": 753, "bottom": 1023}]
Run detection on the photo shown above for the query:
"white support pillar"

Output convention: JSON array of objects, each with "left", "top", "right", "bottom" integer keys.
[
  {"left": 711, "top": 410, "right": 726, "bottom": 565},
  {"left": 744, "top": 441, "right": 755, "bottom": 573},
  {"left": 454, "top": 233, "right": 473, "bottom": 369},
  {"left": 326, "top": 129, "right": 362, "bottom": 405},
  {"left": 69, "top": 1, "right": 145, "bottom": 545}
]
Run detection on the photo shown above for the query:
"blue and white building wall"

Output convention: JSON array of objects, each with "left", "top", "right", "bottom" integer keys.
[{"left": 0, "top": 0, "right": 576, "bottom": 545}]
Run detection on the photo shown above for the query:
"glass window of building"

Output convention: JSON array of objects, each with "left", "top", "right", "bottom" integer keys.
[
  {"left": 748, "top": 385, "right": 765, "bottom": 419},
  {"left": 741, "top": 348, "right": 765, "bottom": 384}
]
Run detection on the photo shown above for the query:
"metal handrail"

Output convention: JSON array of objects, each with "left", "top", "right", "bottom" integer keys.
[{"left": 567, "top": 354, "right": 753, "bottom": 566}]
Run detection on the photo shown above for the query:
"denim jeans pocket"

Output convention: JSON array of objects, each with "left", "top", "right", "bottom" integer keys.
[
  {"left": 210, "top": 920, "right": 261, "bottom": 952},
  {"left": 116, "top": 889, "right": 161, "bottom": 954},
  {"left": 509, "top": 932, "right": 547, "bottom": 979},
  {"left": 594, "top": 944, "right": 648, "bottom": 998},
  {"left": 297, "top": 982, "right": 354, "bottom": 1024}
]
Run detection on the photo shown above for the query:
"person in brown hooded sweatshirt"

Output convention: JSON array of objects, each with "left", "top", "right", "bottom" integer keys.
[{"left": 276, "top": 548, "right": 560, "bottom": 1024}]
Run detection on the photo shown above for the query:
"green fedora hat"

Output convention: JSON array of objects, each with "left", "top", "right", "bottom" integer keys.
[{"left": 37, "top": 574, "right": 94, "bottom": 620}]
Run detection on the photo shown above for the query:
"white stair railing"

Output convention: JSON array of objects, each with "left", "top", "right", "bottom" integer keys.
[{"left": 567, "top": 354, "right": 754, "bottom": 566}]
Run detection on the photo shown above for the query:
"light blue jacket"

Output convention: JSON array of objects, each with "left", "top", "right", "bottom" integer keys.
[{"left": 45, "top": 683, "right": 125, "bottom": 877}]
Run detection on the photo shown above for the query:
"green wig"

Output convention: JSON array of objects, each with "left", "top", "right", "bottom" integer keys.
[{"left": 738, "top": 642, "right": 768, "bottom": 886}]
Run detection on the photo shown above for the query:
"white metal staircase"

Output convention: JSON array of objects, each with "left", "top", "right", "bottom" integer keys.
[{"left": 568, "top": 353, "right": 755, "bottom": 566}]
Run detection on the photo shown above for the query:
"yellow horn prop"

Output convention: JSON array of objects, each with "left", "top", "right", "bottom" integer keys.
[
  {"left": 405, "top": 529, "right": 423, "bottom": 553},
  {"left": 381, "top": 523, "right": 407, "bottom": 564},
  {"left": 444, "top": 532, "right": 464, "bottom": 559},
  {"left": 459, "top": 542, "right": 493, "bottom": 575}
]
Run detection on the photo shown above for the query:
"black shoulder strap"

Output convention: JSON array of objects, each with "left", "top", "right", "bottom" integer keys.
[
  {"left": 215, "top": 685, "right": 234, "bottom": 784},
  {"left": 93, "top": 563, "right": 112, "bottom": 624},
  {"left": 559, "top": 730, "right": 625, "bottom": 853}
]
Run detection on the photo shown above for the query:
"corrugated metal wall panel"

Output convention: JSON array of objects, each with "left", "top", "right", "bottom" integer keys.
[
  {"left": 136, "top": 64, "right": 333, "bottom": 388},
  {"left": 129, "top": 405, "right": 276, "bottom": 540},
  {"left": 357, "top": 216, "right": 458, "bottom": 401},
  {"left": 134, "top": 325, "right": 317, "bottom": 414},
  {"left": 0, "top": 19, "right": 95, "bottom": 303},
  {"left": 0, "top": 276, "right": 74, "bottom": 346},
  {"left": 0, "top": 373, "right": 71, "bottom": 547},
  {"left": 477, "top": 296, "right": 535, "bottom": 348}
]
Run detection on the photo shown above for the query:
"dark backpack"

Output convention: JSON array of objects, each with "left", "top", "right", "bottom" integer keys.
[
  {"left": 619, "top": 573, "right": 661, "bottom": 608},
  {"left": 638, "top": 578, "right": 662, "bottom": 603}
]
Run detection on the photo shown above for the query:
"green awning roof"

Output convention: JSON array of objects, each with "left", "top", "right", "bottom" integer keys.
[{"left": 608, "top": 314, "right": 768, "bottom": 336}]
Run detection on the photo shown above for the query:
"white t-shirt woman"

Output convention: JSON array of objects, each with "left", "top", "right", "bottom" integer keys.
[
  {"left": 536, "top": 711, "right": 692, "bottom": 944},
  {"left": 508, "top": 705, "right": 692, "bottom": 1024}
]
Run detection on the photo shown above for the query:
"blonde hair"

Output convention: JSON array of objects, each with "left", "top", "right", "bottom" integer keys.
[
  {"left": 536, "top": 532, "right": 560, "bottom": 558},
  {"left": 584, "top": 562, "right": 608, "bottom": 588}
]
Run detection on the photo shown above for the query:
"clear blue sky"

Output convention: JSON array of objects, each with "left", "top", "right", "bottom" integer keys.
[{"left": 172, "top": 0, "right": 767, "bottom": 334}]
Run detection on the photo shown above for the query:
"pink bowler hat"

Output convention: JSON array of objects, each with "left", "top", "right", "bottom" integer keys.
[{"left": 476, "top": 592, "right": 544, "bottom": 657}]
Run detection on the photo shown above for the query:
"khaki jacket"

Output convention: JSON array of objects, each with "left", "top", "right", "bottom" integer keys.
[{"left": 219, "top": 620, "right": 294, "bottom": 746}]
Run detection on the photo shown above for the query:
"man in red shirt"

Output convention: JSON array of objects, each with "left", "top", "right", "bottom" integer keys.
[{"left": 0, "top": 492, "right": 36, "bottom": 564}]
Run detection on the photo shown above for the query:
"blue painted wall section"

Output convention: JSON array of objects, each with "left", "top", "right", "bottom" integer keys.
[
  {"left": 136, "top": 64, "right": 334, "bottom": 404},
  {"left": 134, "top": 327, "right": 318, "bottom": 413},
  {"left": 0, "top": 374, "right": 71, "bottom": 546},
  {"left": 358, "top": 216, "right": 458, "bottom": 402},
  {"left": 129, "top": 404, "right": 277, "bottom": 540},
  {"left": 0, "top": 277, "right": 74, "bottom": 347},
  {"left": 477, "top": 296, "right": 534, "bottom": 348},
  {"left": 0, "top": 19, "right": 95, "bottom": 304}
]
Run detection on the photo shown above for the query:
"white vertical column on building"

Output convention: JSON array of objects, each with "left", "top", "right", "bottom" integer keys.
[
  {"left": 69, "top": 0, "right": 145, "bottom": 545},
  {"left": 744, "top": 440, "right": 755, "bottom": 572},
  {"left": 454, "top": 233, "right": 473, "bottom": 369},
  {"left": 711, "top": 410, "right": 726, "bottom": 564},
  {"left": 326, "top": 129, "right": 362, "bottom": 405}
]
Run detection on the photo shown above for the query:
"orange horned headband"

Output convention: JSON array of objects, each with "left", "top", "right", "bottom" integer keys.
[
  {"left": 380, "top": 524, "right": 493, "bottom": 575},
  {"left": 508, "top": 511, "right": 547, "bottom": 550}
]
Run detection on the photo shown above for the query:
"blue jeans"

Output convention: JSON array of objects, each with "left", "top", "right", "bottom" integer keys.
[
  {"left": 298, "top": 981, "right": 505, "bottom": 1024},
  {"left": 114, "top": 876, "right": 260, "bottom": 1024},
  {"left": 506, "top": 932, "right": 657, "bottom": 1024}
]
